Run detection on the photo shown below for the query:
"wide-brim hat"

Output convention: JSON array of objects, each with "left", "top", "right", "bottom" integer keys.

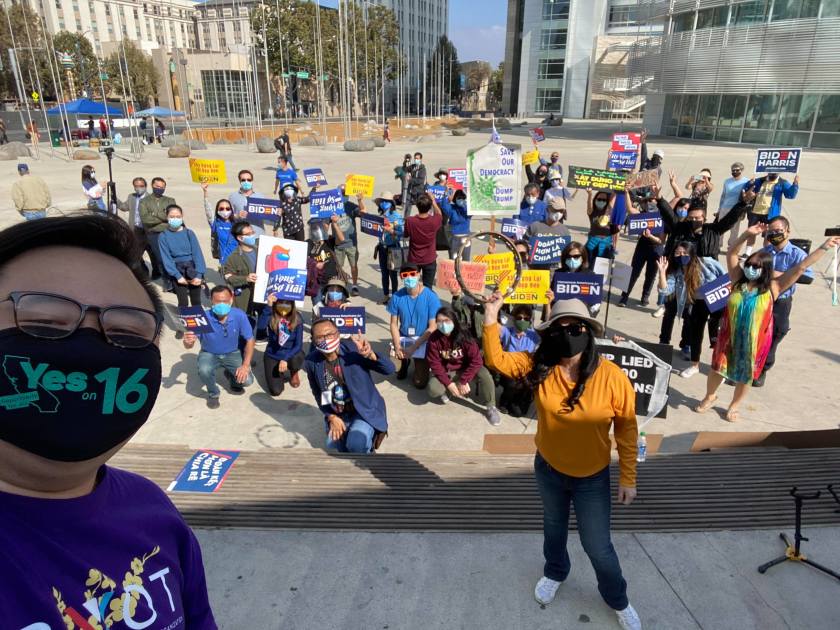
[
  {"left": 535, "top": 298, "right": 604, "bottom": 337},
  {"left": 323, "top": 276, "right": 348, "bottom": 294},
  {"left": 434, "top": 168, "right": 448, "bottom": 178},
  {"left": 375, "top": 191, "right": 395, "bottom": 202}
]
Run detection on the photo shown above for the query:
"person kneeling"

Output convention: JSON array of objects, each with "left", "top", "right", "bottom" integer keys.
[
  {"left": 264, "top": 294, "right": 305, "bottom": 396},
  {"left": 183, "top": 285, "right": 255, "bottom": 409},
  {"left": 426, "top": 306, "right": 501, "bottom": 426},
  {"left": 304, "top": 319, "right": 395, "bottom": 453}
]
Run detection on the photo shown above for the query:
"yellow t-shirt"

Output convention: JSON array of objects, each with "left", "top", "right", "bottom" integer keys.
[
  {"left": 483, "top": 323, "right": 638, "bottom": 487},
  {"left": 752, "top": 179, "right": 775, "bottom": 216}
]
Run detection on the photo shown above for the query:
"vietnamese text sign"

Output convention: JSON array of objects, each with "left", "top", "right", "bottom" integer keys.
[
  {"left": 360, "top": 213, "right": 385, "bottom": 237},
  {"left": 303, "top": 167, "right": 328, "bottom": 186},
  {"left": 611, "top": 132, "right": 641, "bottom": 152},
  {"left": 627, "top": 212, "right": 664, "bottom": 235},
  {"left": 607, "top": 150, "right": 637, "bottom": 170},
  {"left": 246, "top": 196, "right": 282, "bottom": 222},
  {"left": 188, "top": 158, "right": 227, "bottom": 185},
  {"left": 529, "top": 127, "right": 545, "bottom": 143},
  {"left": 309, "top": 188, "right": 345, "bottom": 219},
  {"left": 265, "top": 268, "right": 308, "bottom": 301},
  {"left": 529, "top": 234, "right": 571, "bottom": 265},
  {"left": 701, "top": 274, "right": 732, "bottom": 313},
  {"left": 177, "top": 306, "right": 214, "bottom": 334},
  {"left": 522, "top": 149, "right": 540, "bottom": 167},
  {"left": 447, "top": 168, "right": 468, "bottom": 191},
  {"left": 344, "top": 173, "right": 375, "bottom": 197},
  {"left": 567, "top": 166, "right": 626, "bottom": 192},
  {"left": 436, "top": 258, "right": 488, "bottom": 293},
  {"left": 625, "top": 169, "right": 660, "bottom": 190},
  {"left": 501, "top": 218, "right": 528, "bottom": 241},
  {"left": 755, "top": 147, "right": 801, "bottom": 174},
  {"left": 168, "top": 449, "right": 239, "bottom": 493},
  {"left": 505, "top": 270, "right": 550, "bottom": 304},
  {"left": 254, "top": 236, "right": 309, "bottom": 304},
  {"left": 427, "top": 184, "right": 447, "bottom": 202},
  {"left": 466, "top": 142, "right": 522, "bottom": 215},
  {"left": 553, "top": 272, "right": 605, "bottom": 305},
  {"left": 597, "top": 341, "right": 672, "bottom": 420},
  {"left": 320, "top": 306, "right": 366, "bottom": 334},
  {"left": 473, "top": 252, "right": 516, "bottom": 287}
]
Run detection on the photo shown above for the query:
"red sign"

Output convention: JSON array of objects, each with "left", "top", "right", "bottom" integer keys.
[
  {"left": 447, "top": 168, "right": 468, "bottom": 191},
  {"left": 529, "top": 127, "right": 546, "bottom": 143},
  {"left": 611, "top": 132, "right": 641, "bottom": 152}
]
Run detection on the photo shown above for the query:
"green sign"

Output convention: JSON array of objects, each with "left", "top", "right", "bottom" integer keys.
[
  {"left": 296, "top": 71, "right": 309, "bottom": 79},
  {"left": 281, "top": 72, "right": 290, "bottom": 78},
  {"left": 319, "top": 75, "right": 329, "bottom": 81},
  {"left": 99, "top": 72, "right": 108, "bottom": 80}
]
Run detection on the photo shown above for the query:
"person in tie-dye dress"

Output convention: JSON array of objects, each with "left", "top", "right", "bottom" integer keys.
[{"left": 696, "top": 221, "right": 840, "bottom": 422}]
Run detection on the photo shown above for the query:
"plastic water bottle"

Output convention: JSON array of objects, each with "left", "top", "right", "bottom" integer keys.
[
  {"left": 636, "top": 432, "right": 647, "bottom": 463},
  {"left": 332, "top": 385, "right": 346, "bottom": 414}
]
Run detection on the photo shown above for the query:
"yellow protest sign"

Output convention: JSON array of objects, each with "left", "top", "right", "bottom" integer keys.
[
  {"left": 189, "top": 158, "right": 227, "bottom": 185},
  {"left": 473, "top": 252, "right": 515, "bottom": 288},
  {"left": 505, "top": 270, "right": 550, "bottom": 304},
  {"left": 344, "top": 174, "right": 375, "bottom": 198},
  {"left": 522, "top": 149, "right": 540, "bottom": 167}
]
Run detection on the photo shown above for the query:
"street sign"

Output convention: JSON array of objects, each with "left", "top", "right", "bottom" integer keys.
[
  {"left": 296, "top": 71, "right": 310, "bottom": 79},
  {"left": 99, "top": 72, "right": 108, "bottom": 80}
]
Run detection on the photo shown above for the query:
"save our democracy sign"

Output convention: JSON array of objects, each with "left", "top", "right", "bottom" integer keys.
[
  {"left": 309, "top": 188, "right": 345, "bottom": 219},
  {"left": 627, "top": 212, "right": 664, "bottom": 235},
  {"left": 553, "top": 272, "right": 605, "bottom": 305},
  {"left": 529, "top": 234, "right": 571, "bottom": 265},
  {"left": 567, "top": 166, "right": 626, "bottom": 192},
  {"left": 168, "top": 449, "right": 239, "bottom": 493},
  {"left": 319, "top": 306, "right": 366, "bottom": 334},
  {"left": 466, "top": 142, "right": 522, "bottom": 215},
  {"left": 303, "top": 168, "right": 328, "bottom": 186},
  {"left": 246, "top": 197, "right": 282, "bottom": 222},
  {"left": 176, "top": 306, "right": 214, "bottom": 334},
  {"left": 755, "top": 147, "right": 801, "bottom": 173},
  {"left": 360, "top": 213, "right": 385, "bottom": 237},
  {"left": 701, "top": 274, "right": 732, "bottom": 313}
]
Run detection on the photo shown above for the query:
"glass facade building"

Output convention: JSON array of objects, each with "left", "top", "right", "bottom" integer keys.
[{"left": 631, "top": 0, "right": 840, "bottom": 148}]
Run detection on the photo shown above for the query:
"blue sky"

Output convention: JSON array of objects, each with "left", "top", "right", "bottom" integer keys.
[{"left": 450, "top": 0, "right": 506, "bottom": 66}]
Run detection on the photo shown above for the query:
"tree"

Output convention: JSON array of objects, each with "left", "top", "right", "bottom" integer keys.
[
  {"left": 489, "top": 62, "right": 504, "bottom": 108},
  {"left": 51, "top": 31, "right": 98, "bottom": 98},
  {"left": 425, "top": 35, "right": 461, "bottom": 106},
  {"left": 0, "top": 3, "right": 49, "bottom": 101},
  {"left": 103, "top": 41, "right": 159, "bottom": 105}
]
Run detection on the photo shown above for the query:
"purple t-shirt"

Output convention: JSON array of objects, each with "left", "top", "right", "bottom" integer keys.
[{"left": 0, "top": 466, "right": 217, "bottom": 629}]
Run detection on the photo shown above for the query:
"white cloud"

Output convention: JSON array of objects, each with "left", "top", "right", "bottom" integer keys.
[{"left": 451, "top": 24, "right": 505, "bottom": 67}]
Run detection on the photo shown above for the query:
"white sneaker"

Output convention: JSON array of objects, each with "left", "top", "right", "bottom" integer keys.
[
  {"left": 439, "top": 394, "right": 449, "bottom": 404},
  {"left": 534, "top": 576, "right": 562, "bottom": 605},
  {"left": 615, "top": 604, "right": 642, "bottom": 630},
  {"left": 651, "top": 305, "right": 666, "bottom": 318},
  {"left": 484, "top": 405, "right": 501, "bottom": 426},
  {"left": 680, "top": 365, "right": 699, "bottom": 379}
]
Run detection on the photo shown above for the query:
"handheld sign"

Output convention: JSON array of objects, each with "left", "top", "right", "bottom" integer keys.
[
  {"left": 529, "top": 234, "right": 571, "bottom": 265},
  {"left": 529, "top": 127, "right": 545, "bottom": 143},
  {"left": 319, "top": 306, "right": 366, "bottom": 334},
  {"left": 254, "top": 236, "right": 309, "bottom": 304},
  {"left": 168, "top": 449, "right": 239, "bottom": 493},
  {"left": 265, "top": 268, "right": 308, "bottom": 302},
  {"left": 246, "top": 197, "right": 282, "bottom": 222},
  {"left": 522, "top": 149, "right": 540, "bottom": 167},
  {"left": 466, "top": 142, "right": 522, "bottom": 215},
  {"left": 501, "top": 218, "right": 528, "bottom": 241},
  {"left": 427, "top": 184, "right": 447, "bottom": 202},
  {"left": 189, "top": 158, "right": 227, "bottom": 185},
  {"left": 177, "top": 306, "right": 214, "bottom": 334},
  {"left": 473, "top": 252, "right": 516, "bottom": 287},
  {"left": 611, "top": 132, "right": 641, "bottom": 152},
  {"left": 625, "top": 169, "right": 660, "bottom": 190},
  {"left": 553, "top": 272, "right": 605, "bottom": 305},
  {"left": 755, "top": 147, "right": 801, "bottom": 174},
  {"left": 360, "top": 213, "right": 385, "bottom": 237},
  {"left": 597, "top": 340, "right": 672, "bottom": 420},
  {"left": 309, "top": 188, "right": 345, "bottom": 219},
  {"left": 567, "top": 166, "right": 626, "bottom": 192},
  {"left": 436, "top": 258, "right": 488, "bottom": 293},
  {"left": 303, "top": 167, "right": 328, "bottom": 186},
  {"left": 701, "top": 275, "right": 732, "bottom": 313},
  {"left": 447, "top": 168, "right": 468, "bottom": 191},
  {"left": 505, "top": 270, "right": 550, "bottom": 304},
  {"left": 627, "top": 212, "right": 664, "bottom": 236},
  {"left": 607, "top": 150, "right": 637, "bottom": 170},
  {"left": 345, "top": 174, "right": 375, "bottom": 198}
]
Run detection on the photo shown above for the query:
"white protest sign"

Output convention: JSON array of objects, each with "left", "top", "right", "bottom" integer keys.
[
  {"left": 253, "top": 236, "right": 308, "bottom": 305},
  {"left": 466, "top": 142, "right": 522, "bottom": 216}
]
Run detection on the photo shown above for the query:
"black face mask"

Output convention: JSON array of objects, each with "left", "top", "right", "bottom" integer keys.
[
  {"left": 690, "top": 219, "right": 704, "bottom": 232},
  {"left": 0, "top": 328, "right": 161, "bottom": 462},
  {"left": 545, "top": 326, "right": 590, "bottom": 359},
  {"left": 767, "top": 231, "right": 786, "bottom": 246}
]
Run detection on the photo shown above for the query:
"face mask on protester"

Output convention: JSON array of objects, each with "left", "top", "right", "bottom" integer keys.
[
  {"left": 134, "top": 186, "right": 146, "bottom": 196},
  {"left": 218, "top": 209, "right": 232, "bottom": 219},
  {"left": 545, "top": 324, "right": 589, "bottom": 359},
  {"left": 211, "top": 302, "right": 232, "bottom": 317},
  {"left": 744, "top": 265, "right": 763, "bottom": 281},
  {"left": 594, "top": 199, "right": 607, "bottom": 210},
  {"left": 283, "top": 188, "right": 295, "bottom": 199},
  {"left": 676, "top": 207, "right": 689, "bottom": 219},
  {"left": 315, "top": 336, "right": 341, "bottom": 354},
  {"left": 514, "top": 319, "right": 531, "bottom": 333},
  {"left": 526, "top": 196, "right": 537, "bottom": 206},
  {"left": 455, "top": 198, "right": 466, "bottom": 209},
  {"left": 152, "top": 186, "right": 165, "bottom": 197},
  {"left": 677, "top": 255, "right": 691, "bottom": 267},
  {"left": 414, "top": 158, "right": 421, "bottom": 166},
  {"left": 690, "top": 219, "right": 704, "bottom": 232},
  {"left": 551, "top": 180, "right": 561, "bottom": 188},
  {"left": 550, "top": 212, "right": 563, "bottom": 223},
  {"left": 167, "top": 217, "right": 183, "bottom": 230},
  {"left": 275, "top": 304, "right": 292, "bottom": 317},
  {"left": 326, "top": 291, "right": 344, "bottom": 304},
  {"left": 241, "top": 234, "right": 257, "bottom": 248},
  {"left": 767, "top": 231, "right": 786, "bottom": 246},
  {"left": 380, "top": 201, "right": 393, "bottom": 212},
  {"left": 0, "top": 328, "right": 161, "bottom": 462},
  {"left": 240, "top": 181, "right": 253, "bottom": 192},
  {"left": 403, "top": 276, "right": 419, "bottom": 290},
  {"left": 438, "top": 321, "right": 454, "bottom": 336},
  {"left": 566, "top": 256, "right": 582, "bottom": 271},
  {"left": 550, "top": 156, "right": 559, "bottom": 163},
  {"left": 438, "top": 175, "right": 447, "bottom": 183},
  {"left": 90, "top": 171, "right": 96, "bottom": 179}
]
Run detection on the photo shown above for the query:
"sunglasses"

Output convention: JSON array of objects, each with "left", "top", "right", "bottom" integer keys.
[
  {"left": 744, "top": 262, "right": 763, "bottom": 270},
  {"left": 239, "top": 178, "right": 253, "bottom": 182},
  {"left": 399, "top": 270, "right": 419, "bottom": 279},
  {"left": 218, "top": 206, "right": 232, "bottom": 212},
  {"left": 554, "top": 323, "right": 587, "bottom": 337},
  {"left": 567, "top": 254, "right": 582, "bottom": 260},
  {"left": 514, "top": 316, "right": 531, "bottom": 322}
]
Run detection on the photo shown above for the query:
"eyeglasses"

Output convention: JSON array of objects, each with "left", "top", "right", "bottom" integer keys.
[
  {"left": 399, "top": 270, "right": 419, "bottom": 279},
  {"left": 744, "top": 262, "right": 763, "bottom": 271},
  {"left": 567, "top": 254, "right": 582, "bottom": 260},
  {"left": 312, "top": 330, "right": 339, "bottom": 343},
  {"left": 2, "top": 291, "right": 162, "bottom": 349}
]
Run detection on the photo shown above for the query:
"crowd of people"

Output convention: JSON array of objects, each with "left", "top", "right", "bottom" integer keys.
[{"left": 3, "top": 128, "right": 837, "bottom": 630}]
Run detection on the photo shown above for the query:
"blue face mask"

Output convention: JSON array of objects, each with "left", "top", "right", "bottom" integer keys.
[
  {"left": 240, "top": 181, "right": 253, "bottom": 192},
  {"left": 167, "top": 217, "right": 183, "bottom": 229},
  {"left": 241, "top": 234, "right": 257, "bottom": 247},
  {"left": 327, "top": 291, "right": 344, "bottom": 303},
  {"left": 380, "top": 201, "right": 393, "bottom": 211},
  {"left": 566, "top": 256, "right": 582, "bottom": 271},
  {"left": 404, "top": 276, "right": 419, "bottom": 290},
  {"left": 455, "top": 198, "right": 466, "bottom": 209},
  {"left": 744, "top": 265, "right": 763, "bottom": 281},
  {"left": 211, "top": 302, "right": 232, "bottom": 317},
  {"left": 439, "top": 321, "right": 454, "bottom": 336},
  {"left": 676, "top": 208, "right": 689, "bottom": 219},
  {"left": 677, "top": 255, "right": 691, "bottom": 267}
]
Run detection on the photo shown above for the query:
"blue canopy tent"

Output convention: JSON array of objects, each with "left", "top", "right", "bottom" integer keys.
[
  {"left": 46, "top": 98, "right": 124, "bottom": 116},
  {"left": 134, "top": 106, "right": 185, "bottom": 118}
]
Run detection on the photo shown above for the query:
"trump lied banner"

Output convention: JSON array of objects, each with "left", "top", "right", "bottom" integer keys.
[
  {"left": 701, "top": 274, "right": 732, "bottom": 313},
  {"left": 553, "top": 272, "right": 605, "bottom": 305},
  {"left": 466, "top": 142, "right": 522, "bottom": 215},
  {"left": 254, "top": 236, "right": 309, "bottom": 304},
  {"left": 319, "top": 306, "right": 366, "bottom": 334},
  {"left": 755, "top": 147, "right": 801, "bottom": 174},
  {"left": 627, "top": 212, "right": 664, "bottom": 236}
]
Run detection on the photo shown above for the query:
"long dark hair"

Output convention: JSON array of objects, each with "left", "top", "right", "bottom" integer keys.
[
  {"left": 435, "top": 305, "right": 472, "bottom": 349},
  {"left": 736, "top": 251, "right": 773, "bottom": 294},
  {"left": 526, "top": 321, "right": 600, "bottom": 412},
  {"left": 81, "top": 164, "right": 96, "bottom": 183},
  {"left": 561, "top": 240, "right": 589, "bottom": 272},
  {"left": 215, "top": 199, "right": 233, "bottom": 222},
  {"left": 667, "top": 240, "right": 702, "bottom": 303}
]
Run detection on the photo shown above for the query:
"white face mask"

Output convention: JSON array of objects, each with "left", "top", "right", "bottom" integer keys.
[
  {"left": 283, "top": 188, "right": 295, "bottom": 199},
  {"left": 526, "top": 196, "right": 538, "bottom": 206},
  {"left": 550, "top": 212, "right": 563, "bottom": 223},
  {"left": 551, "top": 180, "right": 561, "bottom": 188}
]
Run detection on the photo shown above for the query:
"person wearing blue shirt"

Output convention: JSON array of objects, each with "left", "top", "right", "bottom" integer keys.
[
  {"left": 376, "top": 191, "right": 405, "bottom": 304},
  {"left": 202, "top": 184, "right": 237, "bottom": 264},
  {"left": 263, "top": 295, "right": 305, "bottom": 396},
  {"left": 518, "top": 183, "right": 547, "bottom": 224},
  {"left": 439, "top": 188, "right": 471, "bottom": 260},
  {"left": 387, "top": 262, "right": 441, "bottom": 389},
  {"left": 305, "top": 318, "right": 395, "bottom": 453},
  {"left": 182, "top": 286, "right": 255, "bottom": 409},
  {"left": 273, "top": 155, "right": 298, "bottom": 194},
  {"left": 717, "top": 162, "right": 750, "bottom": 249},
  {"left": 755, "top": 216, "right": 813, "bottom": 387},
  {"left": 743, "top": 173, "right": 799, "bottom": 256},
  {"left": 496, "top": 304, "right": 540, "bottom": 417},
  {"left": 157, "top": 205, "right": 206, "bottom": 310}
]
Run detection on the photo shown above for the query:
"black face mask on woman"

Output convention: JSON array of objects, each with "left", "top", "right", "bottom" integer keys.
[
  {"left": 0, "top": 328, "right": 161, "bottom": 461},
  {"left": 544, "top": 325, "right": 590, "bottom": 359}
]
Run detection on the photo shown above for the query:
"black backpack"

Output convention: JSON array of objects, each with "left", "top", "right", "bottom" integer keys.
[{"left": 274, "top": 137, "right": 284, "bottom": 151}]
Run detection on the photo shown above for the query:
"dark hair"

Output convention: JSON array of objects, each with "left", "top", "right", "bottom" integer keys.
[
  {"left": 151, "top": 177, "right": 166, "bottom": 187},
  {"left": 452, "top": 189, "right": 467, "bottom": 201},
  {"left": 676, "top": 197, "right": 691, "bottom": 209},
  {"left": 561, "top": 240, "right": 588, "bottom": 272},
  {"left": 526, "top": 321, "right": 599, "bottom": 412},
  {"left": 667, "top": 241, "right": 702, "bottom": 303},
  {"left": 237, "top": 169, "right": 253, "bottom": 181},
  {"left": 165, "top": 204, "right": 182, "bottom": 216},
  {"left": 593, "top": 191, "right": 612, "bottom": 203},
  {"left": 311, "top": 317, "right": 337, "bottom": 335},
  {"left": 132, "top": 177, "right": 147, "bottom": 186},
  {"left": 399, "top": 262, "right": 419, "bottom": 274},
  {"left": 414, "top": 152, "right": 423, "bottom": 159},
  {"left": 435, "top": 306, "right": 472, "bottom": 348},
  {"left": 768, "top": 216, "right": 790, "bottom": 231},
  {"left": 231, "top": 220, "right": 252, "bottom": 238},
  {"left": 81, "top": 164, "right": 96, "bottom": 182},
  {"left": 210, "top": 285, "right": 233, "bottom": 298},
  {"left": 737, "top": 251, "right": 773, "bottom": 294},
  {"left": 510, "top": 304, "right": 533, "bottom": 320},
  {"left": 688, "top": 198, "right": 707, "bottom": 213},
  {"left": 0, "top": 214, "right": 163, "bottom": 316},
  {"left": 415, "top": 194, "right": 433, "bottom": 214},
  {"left": 524, "top": 183, "right": 539, "bottom": 194}
]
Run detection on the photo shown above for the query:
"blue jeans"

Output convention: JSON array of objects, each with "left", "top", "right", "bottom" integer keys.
[
  {"left": 325, "top": 412, "right": 375, "bottom": 453},
  {"left": 22, "top": 210, "right": 46, "bottom": 221},
  {"left": 533, "top": 452, "right": 628, "bottom": 610},
  {"left": 197, "top": 350, "right": 254, "bottom": 398}
]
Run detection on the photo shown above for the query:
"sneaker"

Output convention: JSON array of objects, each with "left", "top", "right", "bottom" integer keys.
[
  {"left": 639, "top": 297, "right": 650, "bottom": 307},
  {"left": 617, "top": 297, "right": 628, "bottom": 308},
  {"left": 651, "top": 305, "right": 666, "bottom": 318},
  {"left": 206, "top": 396, "right": 220, "bottom": 410},
  {"left": 351, "top": 285, "right": 360, "bottom": 296},
  {"left": 534, "top": 576, "right": 562, "bottom": 605},
  {"left": 439, "top": 394, "right": 449, "bottom": 404},
  {"left": 484, "top": 406, "right": 501, "bottom": 426},
  {"left": 615, "top": 604, "right": 642, "bottom": 630},
  {"left": 231, "top": 384, "right": 245, "bottom": 394},
  {"left": 681, "top": 365, "right": 699, "bottom": 379},
  {"left": 680, "top": 345, "right": 691, "bottom": 361}
]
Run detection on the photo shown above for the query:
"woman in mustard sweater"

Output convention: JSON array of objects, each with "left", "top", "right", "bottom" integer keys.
[{"left": 483, "top": 295, "right": 642, "bottom": 630}]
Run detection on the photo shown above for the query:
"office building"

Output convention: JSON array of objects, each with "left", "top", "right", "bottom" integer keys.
[{"left": 630, "top": 0, "right": 840, "bottom": 148}]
